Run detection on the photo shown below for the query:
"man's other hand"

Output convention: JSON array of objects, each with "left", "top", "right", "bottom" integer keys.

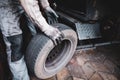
[
  {"left": 43, "top": 6, "right": 58, "bottom": 24},
  {"left": 44, "top": 25, "right": 64, "bottom": 45}
]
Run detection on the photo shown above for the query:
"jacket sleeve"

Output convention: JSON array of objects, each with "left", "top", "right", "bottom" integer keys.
[
  {"left": 19, "top": 0, "right": 50, "bottom": 32},
  {"left": 39, "top": 0, "right": 50, "bottom": 9}
]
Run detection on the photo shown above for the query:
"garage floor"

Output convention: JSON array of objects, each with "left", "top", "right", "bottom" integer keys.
[{"left": 32, "top": 44, "right": 120, "bottom": 80}]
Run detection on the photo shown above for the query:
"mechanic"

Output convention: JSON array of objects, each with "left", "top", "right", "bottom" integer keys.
[{"left": 0, "top": 0, "right": 62, "bottom": 79}]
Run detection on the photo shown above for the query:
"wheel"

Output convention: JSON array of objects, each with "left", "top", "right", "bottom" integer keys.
[{"left": 25, "top": 23, "right": 78, "bottom": 79}]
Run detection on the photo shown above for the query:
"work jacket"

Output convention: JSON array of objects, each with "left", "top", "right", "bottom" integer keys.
[{"left": 0, "top": 0, "right": 50, "bottom": 37}]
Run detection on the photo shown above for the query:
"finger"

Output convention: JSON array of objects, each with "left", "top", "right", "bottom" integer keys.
[
  {"left": 47, "top": 35, "right": 57, "bottom": 46},
  {"left": 55, "top": 18, "right": 58, "bottom": 23},
  {"left": 53, "top": 39, "right": 57, "bottom": 46},
  {"left": 47, "top": 12, "right": 58, "bottom": 24},
  {"left": 47, "top": 20, "right": 50, "bottom": 24},
  {"left": 50, "top": 15, "right": 57, "bottom": 24},
  {"left": 50, "top": 38, "right": 57, "bottom": 46},
  {"left": 59, "top": 36, "right": 63, "bottom": 43},
  {"left": 50, "top": 20, "right": 52, "bottom": 24},
  {"left": 50, "top": 12, "right": 58, "bottom": 19},
  {"left": 50, "top": 37, "right": 57, "bottom": 46},
  {"left": 58, "top": 33, "right": 64, "bottom": 43},
  {"left": 48, "top": 17, "right": 53, "bottom": 24},
  {"left": 56, "top": 38, "right": 60, "bottom": 45},
  {"left": 60, "top": 33, "right": 65, "bottom": 39},
  {"left": 47, "top": 17, "right": 50, "bottom": 24},
  {"left": 56, "top": 37, "right": 62, "bottom": 44},
  {"left": 44, "top": 11, "right": 51, "bottom": 17},
  {"left": 49, "top": 16, "right": 57, "bottom": 24},
  {"left": 55, "top": 30, "right": 63, "bottom": 38},
  {"left": 50, "top": 18, "right": 54, "bottom": 24},
  {"left": 52, "top": 17, "right": 58, "bottom": 23},
  {"left": 52, "top": 11, "right": 59, "bottom": 18},
  {"left": 52, "top": 33, "right": 61, "bottom": 45},
  {"left": 52, "top": 19, "right": 56, "bottom": 24},
  {"left": 56, "top": 32, "right": 64, "bottom": 44}
]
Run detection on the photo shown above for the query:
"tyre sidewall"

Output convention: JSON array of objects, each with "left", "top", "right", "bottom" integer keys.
[{"left": 34, "top": 29, "right": 77, "bottom": 79}]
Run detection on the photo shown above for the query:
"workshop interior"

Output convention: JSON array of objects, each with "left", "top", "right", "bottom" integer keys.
[{"left": 0, "top": 0, "right": 120, "bottom": 80}]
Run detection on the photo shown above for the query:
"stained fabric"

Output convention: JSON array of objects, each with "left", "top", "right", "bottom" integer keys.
[{"left": 0, "top": 0, "right": 24, "bottom": 37}]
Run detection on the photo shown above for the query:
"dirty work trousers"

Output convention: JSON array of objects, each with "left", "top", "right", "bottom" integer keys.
[{"left": 3, "top": 34, "right": 30, "bottom": 80}]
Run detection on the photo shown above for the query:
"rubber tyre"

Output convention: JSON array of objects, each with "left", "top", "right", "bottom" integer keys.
[{"left": 25, "top": 23, "right": 78, "bottom": 79}]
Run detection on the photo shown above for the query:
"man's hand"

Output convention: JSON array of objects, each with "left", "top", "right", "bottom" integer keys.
[
  {"left": 43, "top": 25, "right": 64, "bottom": 45},
  {"left": 43, "top": 6, "right": 58, "bottom": 24}
]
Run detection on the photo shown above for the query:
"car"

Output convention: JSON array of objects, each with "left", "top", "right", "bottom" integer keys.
[{"left": 53, "top": 0, "right": 120, "bottom": 47}]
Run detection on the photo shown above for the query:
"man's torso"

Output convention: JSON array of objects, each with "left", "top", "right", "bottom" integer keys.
[{"left": 0, "top": 0, "right": 24, "bottom": 37}]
